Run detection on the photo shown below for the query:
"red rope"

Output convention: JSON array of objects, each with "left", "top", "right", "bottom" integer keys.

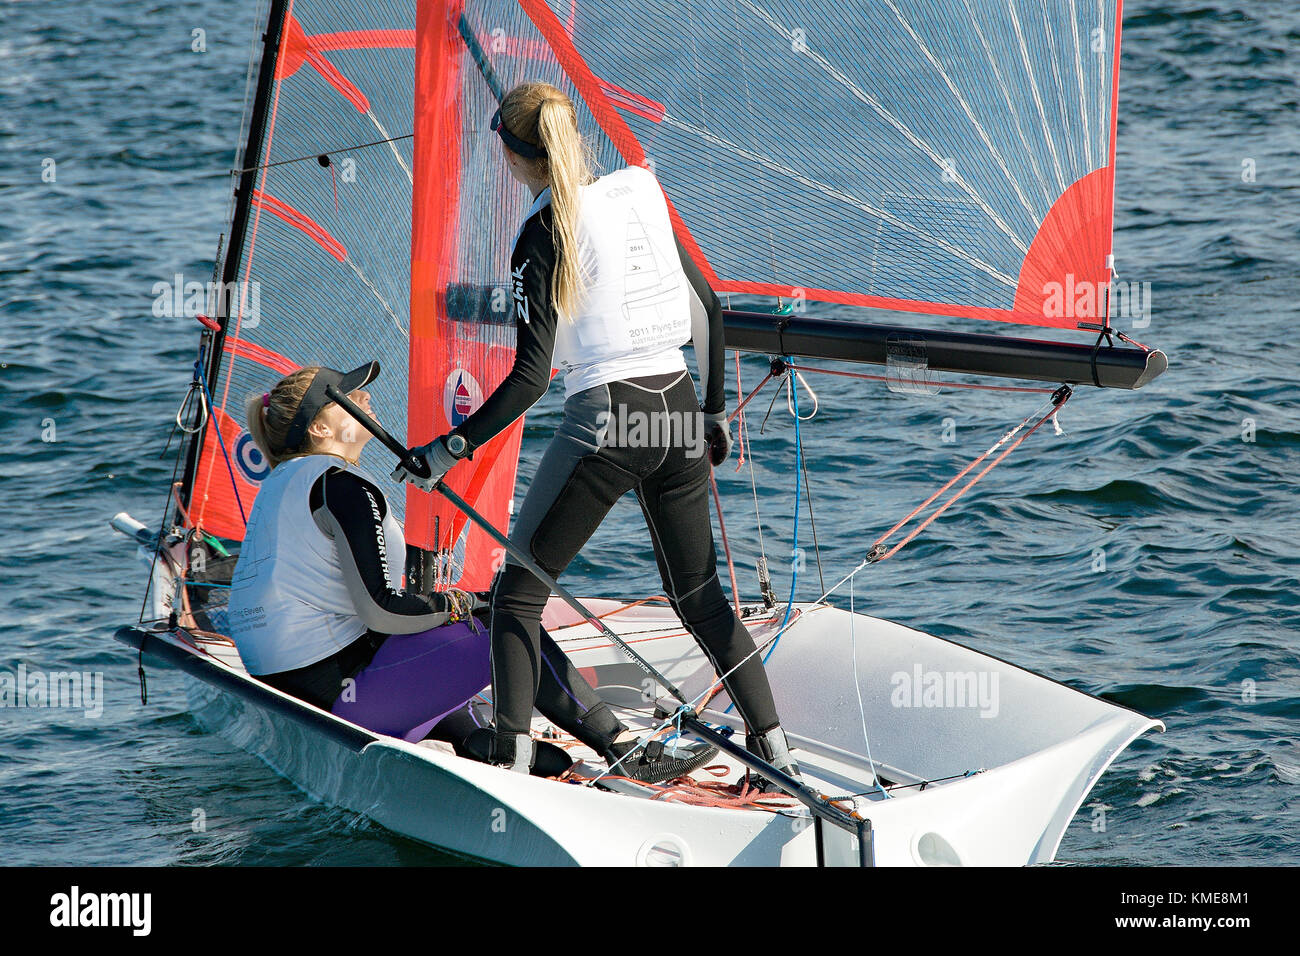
[
  {"left": 729, "top": 370, "right": 775, "bottom": 423},
  {"left": 1115, "top": 330, "right": 1152, "bottom": 351},
  {"left": 869, "top": 391, "right": 1071, "bottom": 563},
  {"left": 652, "top": 777, "right": 798, "bottom": 809},
  {"left": 171, "top": 481, "right": 196, "bottom": 531},
  {"left": 592, "top": 596, "right": 669, "bottom": 620},
  {"left": 710, "top": 468, "right": 743, "bottom": 617},
  {"left": 565, "top": 765, "right": 800, "bottom": 811}
]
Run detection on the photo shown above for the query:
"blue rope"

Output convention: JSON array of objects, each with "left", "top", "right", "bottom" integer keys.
[
  {"left": 723, "top": 363, "right": 801, "bottom": 715},
  {"left": 764, "top": 366, "right": 802, "bottom": 664},
  {"left": 194, "top": 359, "right": 248, "bottom": 525}
]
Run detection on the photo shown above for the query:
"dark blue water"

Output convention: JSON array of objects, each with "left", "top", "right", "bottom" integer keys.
[{"left": 1, "top": 0, "right": 1297, "bottom": 865}]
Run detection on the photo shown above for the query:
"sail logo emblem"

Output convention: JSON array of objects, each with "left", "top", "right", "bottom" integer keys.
[
  {"left": 444, "top": 369, "right": 483, "bottom": 427},
  {"left": 235, "top": 431, "right": 270, "bottom": 483}
]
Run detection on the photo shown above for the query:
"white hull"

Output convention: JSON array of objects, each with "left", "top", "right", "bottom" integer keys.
[{"left": 120, "top": 567, "right": 1161, "bottom": 866}]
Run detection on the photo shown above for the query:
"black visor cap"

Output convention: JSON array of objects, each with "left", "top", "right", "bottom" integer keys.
[
  {"left": 491, "top": 107, "right": 547, "bottom": 160},
  {"left": 281, "top": 360, "right": 380, "bottom": 454}
]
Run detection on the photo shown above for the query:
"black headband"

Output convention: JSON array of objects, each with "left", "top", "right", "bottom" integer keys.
[
  {"left": 491, "top": 108, "right": 547, "bottom": 160},
  {"left": 280, "top": 361, "right": 380, "bottom": 454}
]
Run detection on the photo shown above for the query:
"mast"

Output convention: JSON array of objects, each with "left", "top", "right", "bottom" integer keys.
[{"left": 176, "top": 0, "right": 290, "bottom": 520}]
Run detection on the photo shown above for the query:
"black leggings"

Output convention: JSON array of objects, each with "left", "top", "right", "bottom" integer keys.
[{"left": 490, "top": 370, "right": 782, "bottom": 739}]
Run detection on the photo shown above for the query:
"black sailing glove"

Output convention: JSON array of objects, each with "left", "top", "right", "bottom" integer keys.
[
  {"left": 391, "top": 437, "right": 460, "bottom": 492},
  {"left": 702, "top": 409, "right": 733, "bottom": 467}
]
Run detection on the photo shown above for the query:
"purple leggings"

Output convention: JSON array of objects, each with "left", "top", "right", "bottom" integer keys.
[{"left": 330, "top": 619, "right": 491, "bottom": 743}]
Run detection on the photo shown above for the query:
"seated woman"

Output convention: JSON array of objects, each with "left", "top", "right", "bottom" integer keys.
[{"left": 226, "top": 362, "right": 713, "bottom": 781}]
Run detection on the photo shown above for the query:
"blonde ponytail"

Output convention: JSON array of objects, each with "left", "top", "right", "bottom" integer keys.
[
  {"left": 243, "top": 366, "right": 322, "bottom": 468},
  {"left": 497, "top": 82, "right": 597, "bottom": 322}
]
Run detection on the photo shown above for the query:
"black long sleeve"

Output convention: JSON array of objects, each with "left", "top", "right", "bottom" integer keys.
[
  {"left": 676, "top": 234, "right": 727, "bottom": 415},
  {"left": 451, "top": 206, "right": 560, "bottom": 454},
  {"left": 310, "top": 469, "right": 450, "bottom": 635}
]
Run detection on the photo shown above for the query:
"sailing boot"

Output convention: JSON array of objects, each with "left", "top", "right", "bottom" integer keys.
[
  {"left": 463, "top": 728, "right": 574, "bottom": 778},
  {"left": 744, "top": 725, "right": 804, "bottom": 793},
  {"left": 602, "top": 735, "right": 719, "bottom": 785}
]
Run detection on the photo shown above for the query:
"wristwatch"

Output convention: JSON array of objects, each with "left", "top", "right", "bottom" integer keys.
[{"left": 443, "top": 432, "right": 469, "bottom": 459}]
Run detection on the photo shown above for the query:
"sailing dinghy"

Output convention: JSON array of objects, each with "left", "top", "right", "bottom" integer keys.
[{"left": 114, "top": 0, "right": 1166, "bottom": 866}]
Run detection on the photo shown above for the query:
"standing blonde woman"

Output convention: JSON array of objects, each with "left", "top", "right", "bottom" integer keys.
[{"left": 395, "top": 82, "right": 802, "bottom": 785}]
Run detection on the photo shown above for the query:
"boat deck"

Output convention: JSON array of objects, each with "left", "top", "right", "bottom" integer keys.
[
  {"left": 176, "top": 622, "right": 892, "bottom": 816},
  {"left": 517, "top": 704, "right": 887, "bottom": 816}
]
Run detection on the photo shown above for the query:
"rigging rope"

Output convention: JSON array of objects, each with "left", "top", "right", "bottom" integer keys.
[
  {"left": 850, "top": 574, "right": 891, "bottom": 799},
  {"left": 680, "top": 379, "right": 1074, "bottom": 737},
  {"left": 239, "top": 132, "right": 413, "bottom": 173},
  {"left": 193, "top": 358, "right": 248, "bottom": 527},
  {"left": 20, "top": 131, "right": 418, "bottom": 196},
  {"left": 136, "top": 450, "right": 186, "bottom": 628},
  {"left": 797, "top": 429, "right": 827, "bottom": 597},
  {"left": 730, "top": 367, "right": 777, "bottom": 424},
  {"left": 762, "top": 366, "right": 804, "bottom": 665},
  {"left": 736, "top": 351, "right": 775, "bottom": 607},
  {"left": 864, "top": 385, "right": 1071, "bottom": 564},
  {"left": 726, "top": 360, "right": 808, "bottom": 718},
  {"left": 709, "top": 469, "right": 743, "bottom": 617}
]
